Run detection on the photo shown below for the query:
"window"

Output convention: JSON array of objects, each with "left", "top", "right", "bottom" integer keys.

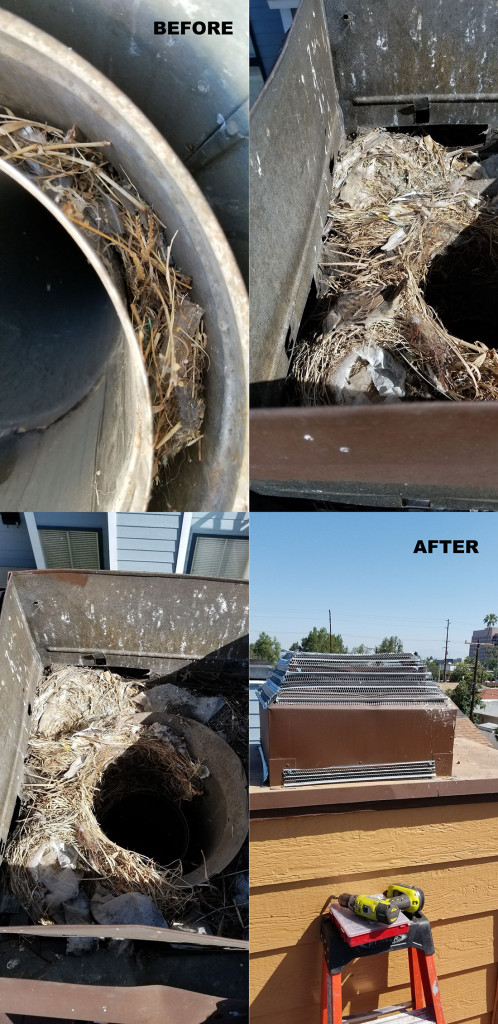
[
  {"left": 188, "top": 536, "right": 249, "bottom": 579},
  {"left": 0, "top": 513, "right": 21, "bottom": 527},
  {"left": 39, "top": 528, "right": 102, "bottom": 569}
]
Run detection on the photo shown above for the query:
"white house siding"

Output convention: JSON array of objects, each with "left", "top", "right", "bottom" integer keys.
[
  {"left": 0, "top": 516, "right": 36, "bottom": 586},
  {"left": 0, "top": 514, "right": 248, "bottom": 581},
  {"left": 250, "top": 682, "right": 262, "bottom": 745},
  {"left": 115, "top": 513, "right": 181, "bottom": 574}
]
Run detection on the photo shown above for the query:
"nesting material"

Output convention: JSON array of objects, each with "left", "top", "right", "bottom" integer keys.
[
  {"left": 329, "top": 344, "right": 406, "bottom": 404},
  {"left": 293, "top": 129, "right": 498, "bottom": 403},
  {"left": 0, "top": 110, "right": 207, "bottom": 479},
  {"left": 7, "top": 667, "right": 205, "bottom": 923}
]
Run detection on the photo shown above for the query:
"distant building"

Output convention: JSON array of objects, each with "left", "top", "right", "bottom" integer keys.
[
  {"left": 470, "top": 627, "right": 498, "bottom": 663},
  {"left": 432, "top": 658, "right": 460, "bottom": 675},
  {"left": 474, "top": 700, "right": 498, "bottom": 749},
  {"left": 250, "top": 659, "right": 272, "bottom": 745}
]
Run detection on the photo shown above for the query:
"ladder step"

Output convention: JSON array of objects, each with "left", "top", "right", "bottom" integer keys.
[{"left": 344, "top": 1011, "right": 435, "bottom": 1024}]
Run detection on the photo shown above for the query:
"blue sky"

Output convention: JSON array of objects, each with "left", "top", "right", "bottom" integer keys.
[{"left": 250, "top": 513, "right": 498, "bottom": 660}]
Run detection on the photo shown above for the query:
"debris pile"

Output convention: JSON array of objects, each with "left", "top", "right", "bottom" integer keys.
[
  {"left": 0, "top": 110, "right": 207, "bottom": 479},
  {"left": 4, "top": 666, "right": 248, "bottom": 942},
  {"left": 293, "top": 129, "right": 498, "bottom": 404},
  {"left": 6, "top": 667, "right": 205, "bottom": 925}
]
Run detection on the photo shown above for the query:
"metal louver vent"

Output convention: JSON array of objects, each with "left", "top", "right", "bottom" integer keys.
[
  {"left": 275, "top": 687, "right": 445, "bottom": 705},
  {"left": 261, "top": 650, "right": 444, "bottom": 707},
  {"left": 39, "top": 529, "right": 101, "bottom": 570},
  {"left": 282, "top": 761, "right": 436, "bottom": 787},
  {"left": 189, "top": 536, "right": 249, "bottom": 578},
  {"left": 282, "top": 674, "right": 434, "bottom": 685}
]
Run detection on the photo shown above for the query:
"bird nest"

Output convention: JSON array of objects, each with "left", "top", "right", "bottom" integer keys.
[
  {"left": 6, "top": 668, "right": 205, "bottom": 922},
  {"left": 293, "top": 129, "right": 498, "bottom": 404},
  {"left": 0, "top": 109, "right": 208, "bottom": 481}
]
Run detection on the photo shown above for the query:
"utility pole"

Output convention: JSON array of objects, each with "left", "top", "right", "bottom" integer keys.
[
  {"left": 470, "top": 642, "right": 480, "bottom": 721},
  {"left": 442, "top": 619, "right": 450, "bottom": 684},
  {"left": 329, "top": 609, "right": 332, "bottom": 653}
]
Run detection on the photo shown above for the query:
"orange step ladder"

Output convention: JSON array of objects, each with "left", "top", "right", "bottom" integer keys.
[{"left": 320, "top": 906, "right": 445, "bottom": 1024}]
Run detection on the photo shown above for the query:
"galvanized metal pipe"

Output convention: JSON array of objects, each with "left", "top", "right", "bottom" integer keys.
[
  {"left": 0, "top": 10, "right": 248, "bottom": 510},
  {"left": 0, "top": 160, "right": 153, "bottom": 511},
  {"left": 0, "top": 0, "right": 249, "bottom": 279}
]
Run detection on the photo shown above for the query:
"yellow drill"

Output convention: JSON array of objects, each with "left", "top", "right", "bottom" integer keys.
[{"left": 335, "top": 883, "right": 424, "bottom": 925}]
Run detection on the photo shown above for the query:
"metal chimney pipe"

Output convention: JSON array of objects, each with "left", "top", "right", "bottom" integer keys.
[{"left": 0, "top": 10, "right": 248, "bottom": 511}]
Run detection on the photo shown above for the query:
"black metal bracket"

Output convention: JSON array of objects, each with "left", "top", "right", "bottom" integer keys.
[{"left": 320, "top": 912, "right": 435, "bottom": 974}]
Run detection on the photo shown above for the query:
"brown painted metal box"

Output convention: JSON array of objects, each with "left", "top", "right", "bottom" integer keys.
[
  {"left": 258, "top": 652, "right": 457, "bottom": 788},
  {"left": 260, "top": 701, "right": 457, "bottom": 788}
]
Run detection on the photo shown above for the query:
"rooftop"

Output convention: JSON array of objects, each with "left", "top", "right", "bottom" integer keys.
[{"left": 476, "top": 700, "right": 498, "bottom": 717}]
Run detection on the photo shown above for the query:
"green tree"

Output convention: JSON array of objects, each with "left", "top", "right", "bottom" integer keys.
[
  {"left": 483, "top": 655, "right": 498, "bottom": 678},
  {"left": 375, "top": 636, "right": 404, "bottom": 654},
  {"left": 482, "top": 615, "right": 498, "bottom": 664},
  {"left": 351, "top": 644, "right": 372, "bottom": 654},
  {"left": 250, "top": 631, "right": 281, "bottom": 665},
  {"left": 425, "top": 659, "right": 440, "bottom": 681},
  {"left": 298, "top": 626, "right": 346, "bottom": 654},
  {"left": 446, "top": 674, "right": 485, "bottom": 722},
  {"left": 449, "top": 659, "right": 473, "bottom": 682},
  {"left": 446, "top": 658, "right": 494, "bottom": 721}
]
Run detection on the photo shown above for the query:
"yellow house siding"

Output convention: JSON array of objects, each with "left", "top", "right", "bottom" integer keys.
[
  {"left": 250, "top": 802, "right": 498, "bottom": 885},
  {"left": 250, "top": 800, "right": 498, "bottom": 1023}
]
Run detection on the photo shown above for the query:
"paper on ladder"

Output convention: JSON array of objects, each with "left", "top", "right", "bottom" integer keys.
[{"left": 329, "top": 899, "right": 411, "bottom": 947}]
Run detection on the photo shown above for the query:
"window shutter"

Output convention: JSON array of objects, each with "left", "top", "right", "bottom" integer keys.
[
  {"left": 39, "top": 529, "right": 101, "bottom": 569},
  {"left": 190, "top": 536, "right": 248, "bottom": 578}
]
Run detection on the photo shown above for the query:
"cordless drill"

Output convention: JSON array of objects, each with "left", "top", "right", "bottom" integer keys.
[
  {"left": 335, "top": 883, "right": 424, "bottom": 925},
  {"left": 385, "top": 883, "right": 424, "bottom": 915}
]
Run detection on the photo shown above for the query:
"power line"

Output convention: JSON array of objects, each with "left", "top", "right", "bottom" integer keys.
[
  {"left": 250, "top": 611, "right": 481, "bottom": 627},
  {"left": 253, "top": 628, "right": 469, "bottom": 644}
]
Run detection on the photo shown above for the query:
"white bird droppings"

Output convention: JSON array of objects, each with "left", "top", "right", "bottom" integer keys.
[
  {"left": 339, "top": 446, "right": 350, "bottom": 453},
  {"left": 303, "top": 434, "right": 314, "bottom": 441}
]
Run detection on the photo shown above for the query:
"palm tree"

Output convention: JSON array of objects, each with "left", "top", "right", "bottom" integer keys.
[{"left": 483, "top": 615, "right": 498, "bottom": 658}]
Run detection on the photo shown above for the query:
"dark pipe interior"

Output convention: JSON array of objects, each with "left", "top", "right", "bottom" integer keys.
[
  {"left": 99, "top": 792, "right": 189, "bottom": 866},
  {"left": 424, "top": 217, "right": 498, "bottom": 349},
  {"left": 0, "top": 170, "right": 121, "bottom": 432},
  {"left": 94, "top": 746, "right": 214, "bottom": 870}
]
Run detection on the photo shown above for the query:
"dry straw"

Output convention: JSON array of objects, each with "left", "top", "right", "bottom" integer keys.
[
  {"left": 293, "top": 129, "right": 498, "bottom": 403},
  {"left": 0, "top": 109, "right": 207, "bottom": 480},
  {"left": 7, "top": 668, "right": 204, "bottom": 921}
]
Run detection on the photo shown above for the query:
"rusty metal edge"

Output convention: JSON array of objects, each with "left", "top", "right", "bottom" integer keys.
[
  {"left": 0, "top": 977, "right": 225, "bottom": 1023},
  {"left": 10, "top": 569, "right": 248, "bottom": 586},
  {"left": 0, "top": 924, "right": 248, "bottom": 950},
  {"left": 250, "top": 404, "right": 498, "bottom": 489}
]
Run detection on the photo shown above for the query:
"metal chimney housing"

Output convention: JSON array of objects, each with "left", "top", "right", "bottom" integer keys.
[{"left": 258, "top": 652, "right": 457, "bottom": 787}]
